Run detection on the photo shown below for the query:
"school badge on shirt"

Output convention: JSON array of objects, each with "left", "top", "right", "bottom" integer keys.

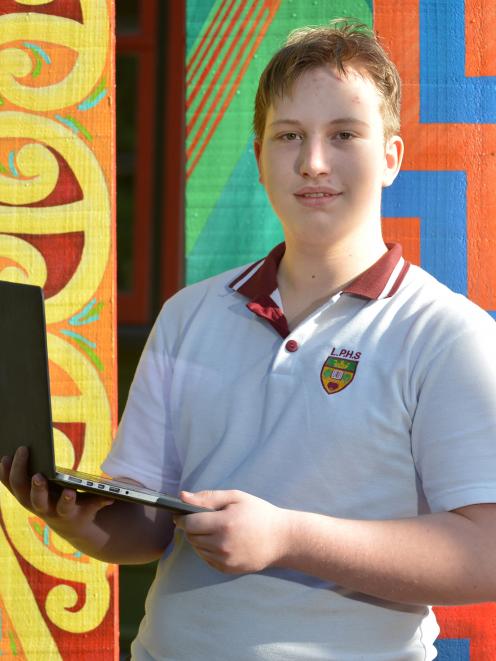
[{"left": 320, "top": 348, "right": 361, "bottom": 395}]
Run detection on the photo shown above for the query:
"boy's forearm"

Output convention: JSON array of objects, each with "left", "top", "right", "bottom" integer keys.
[
  {"left": 277, "top": 504, "right": 496, "bottom": 605},
  {"left": 178, "top": 490, "right": 496, "bottom": 605},
  {"left": 53, "top": 499, "right": 175, "bottom": 564}
]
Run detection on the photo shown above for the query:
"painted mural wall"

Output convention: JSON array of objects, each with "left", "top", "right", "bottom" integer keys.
[
  {"left": 185, "top": 0, "right": 496, "bottom": 659},
  {"left": 0, "top": 0, "right": 117, "bottom": 658}
]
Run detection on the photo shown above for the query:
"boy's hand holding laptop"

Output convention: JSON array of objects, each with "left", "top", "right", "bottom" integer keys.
[
  {"left": 0, "top": 281, "right": 210, "bottom": 513},
  {"left": 0, "top": 280, "right": 212, "bottom": 563},
  {"left": 1, "top": 446, "right": 113, "bottom": 534},
  {"left": 1, "top": 445, "right": 177, "bottom": 564}
]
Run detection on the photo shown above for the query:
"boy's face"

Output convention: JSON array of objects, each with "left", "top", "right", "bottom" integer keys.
[{"left": 254, "top": 65, "right": 403, "bottom": 247}]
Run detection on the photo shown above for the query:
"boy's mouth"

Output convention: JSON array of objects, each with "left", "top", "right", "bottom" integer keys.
[
  {"left": 295, "top": 186, "right": 341, "bottom": 198},
  {"left": 294, "top": 187, "right": 342, "bottom": 204},
  {"left": 298, "top": 192, "right": 335, "bottom": 198}
]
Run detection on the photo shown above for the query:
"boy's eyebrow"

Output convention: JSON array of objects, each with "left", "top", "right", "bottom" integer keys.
[{"left": 268, "top": 118, "right": 370, "bottom": 128}]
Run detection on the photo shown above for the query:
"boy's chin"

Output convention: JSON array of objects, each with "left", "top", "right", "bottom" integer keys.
[{"left": 281, "top": 221, "right": 349, "bottom": 247}]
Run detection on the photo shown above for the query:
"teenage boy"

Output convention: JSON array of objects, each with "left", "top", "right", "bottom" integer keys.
[{"left": 2, "top": 20, "right": 496, "bottom": 661}]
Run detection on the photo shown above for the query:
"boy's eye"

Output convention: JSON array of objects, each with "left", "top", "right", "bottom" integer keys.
[
  {"left": 336, "top": 131, "right": 354, "bottom": 141},
  {"left": 281, "top": 132, "right": 301, "bottom": 141}
]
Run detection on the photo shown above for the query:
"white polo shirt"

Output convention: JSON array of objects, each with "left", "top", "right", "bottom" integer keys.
[{"left": 103, "top": 243, "right": 496, "bottom": 661}]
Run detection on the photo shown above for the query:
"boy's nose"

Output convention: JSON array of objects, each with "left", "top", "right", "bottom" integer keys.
[{"left": 298, "top": 139, "right": 330, "bottom": 177}]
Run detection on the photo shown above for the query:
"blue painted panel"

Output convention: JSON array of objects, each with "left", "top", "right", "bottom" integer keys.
[
  {"left": 434, "top": 638, "right": 470, "bottom": 660},
  {"left": 420, "top": 0, "right": 496, "bottom": 123},
  {"left": 382, "top": 171, "right": 467, "bottom": 294}
]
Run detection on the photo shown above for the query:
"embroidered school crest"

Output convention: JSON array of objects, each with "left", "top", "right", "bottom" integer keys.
[{"left": 320, "top": 356, "right": 359, "bottom": 394}]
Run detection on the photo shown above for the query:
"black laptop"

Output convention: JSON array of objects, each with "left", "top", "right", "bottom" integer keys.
[{"left": 0, "top": 279, "right": 207, "bottom": 515}]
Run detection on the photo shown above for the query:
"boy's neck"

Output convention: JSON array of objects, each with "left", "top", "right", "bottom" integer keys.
[
  {"left": 278, "top": 233, "right": 388, "bottom": 295},
  {"left": 276, "top": 232, "right": 388, "bottom": 329}
]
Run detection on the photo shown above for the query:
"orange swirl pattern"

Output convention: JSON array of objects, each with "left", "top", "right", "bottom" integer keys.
[{"left": 0, "top": 1, "right": 116, "bottom": 658}]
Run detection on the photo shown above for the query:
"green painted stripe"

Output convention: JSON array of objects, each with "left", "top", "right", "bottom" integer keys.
[
  {"left": 64, "top": 115, "right": 92, "bottom": 141},
  {"left": 91, "top": 77, "right": 107, "bottom": 98},
  {"left": 81, "top": 345, "right": 104, "bottom": 372},
  {"left": 65, "top": 333, "right": 104, "bottom": 372},
  {"left": 31, "top": 53, "right": 42, "bottom": 78},
  {"left": 80, "top": 343, "right": 104, "bottom": 371},
  {"left": 78, "top": 78, "right": 107, "bottom": 109},
  {"left": 60, "top": 329, "right": 97, "bottom": 349},
  {"left": 80, "top": 300, "right": 104, "bottom": 321},
  {"left": 8, "top": 631, "right": 17, "bottom": 655}
]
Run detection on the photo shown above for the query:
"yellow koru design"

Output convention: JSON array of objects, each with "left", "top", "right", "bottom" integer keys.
[
  {"left": 1, "top": 333, "right": 113, "bottom": 635},
  {"left": 0, "top": 0, "right": 115, "bottom": 655},
  {"left": 0, "top": 525, "right": 62, "bottom": 659},
  {"left": 0, "top": 0, "right": 108, "bottom": 111},
  {"left": 0, "top": 111, "right": 111, "bottom": 324}
]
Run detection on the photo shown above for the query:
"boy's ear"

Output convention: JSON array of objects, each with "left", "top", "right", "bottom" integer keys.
[
  {"left": 254, "top": 139, "right": 263, "bottom": 183},
  {"left": 382, "top": 135, "right": 404, "bottom": 188}
]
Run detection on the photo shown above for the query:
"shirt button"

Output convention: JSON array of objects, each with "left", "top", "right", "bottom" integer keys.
[{"left": 285, "top": 339, "right": 299, "bottom": 352}]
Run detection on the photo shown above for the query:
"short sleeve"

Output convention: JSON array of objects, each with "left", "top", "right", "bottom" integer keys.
[
  {"left": 412, "top": 312, "right": 496, "bottom": 512},
  {"left": 101, "top": 309, "right": 181, "bottom": 493}
]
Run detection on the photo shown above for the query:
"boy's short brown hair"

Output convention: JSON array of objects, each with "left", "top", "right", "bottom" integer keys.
[{"left": 253, "top": 19, "right": 401, "bottom": 141}]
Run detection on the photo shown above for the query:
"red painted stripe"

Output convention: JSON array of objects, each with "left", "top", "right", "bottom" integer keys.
[
  {"left": 187, "top": 0, "right": 233, "bottom": 84},
  {"left": 0, "top": 0, "right": 82, "bottom": 22},
  {"left": 187, "top": 0, "right": 228, "bottom": 74},
  {"left": 187, "top": 0, "right": 280, "bottom": 177},
  {"left": 187, "top": 1, "right": 265, "bottom": 161},
  {"left": 187, "top": 0, "right": 259, "bottom": 136},
  {"left": 187, "top": 0, "right": 246, "bottom": 110}
]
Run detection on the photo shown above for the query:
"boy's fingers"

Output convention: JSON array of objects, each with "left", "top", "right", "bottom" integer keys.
[
  {"left": 80, "top": 493, "right": 115, "bottom": 515},
  {"left": 55, "top": 490, "right": 114, "bottom": 519},
  {"left": 9, "top": 446, "right": 31, "bottom": 502},
  {"left": 56, "top": 489, "right": 78, "bottom": 517},
  {"left": 181, "top": 489, "right": 239, "bottom": 510},
  {"left": 0, "top": 455, "right": 12, "bottom": 485},
  {"left": 30, "top": 474, "right": 51, "bottom": 514},
  {"left": 94, "top": 497, "right": 115, "bottom": 513}
]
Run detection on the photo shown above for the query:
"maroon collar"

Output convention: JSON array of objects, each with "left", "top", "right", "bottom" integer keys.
[
  {"left": 229, "top": 242, "right": 409, "bottom": 301},
  {"left": 228, "top": 243, "right": 410, "bottom": 338},
  {"left": 228, "top": 243, "right": 284, "bottom": 299},
  {"left": 228, "top": 244, "right": 290, "bottom": 337},
  {"left": 343, "top": 243, "right": 409, "bottom": 299}
]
